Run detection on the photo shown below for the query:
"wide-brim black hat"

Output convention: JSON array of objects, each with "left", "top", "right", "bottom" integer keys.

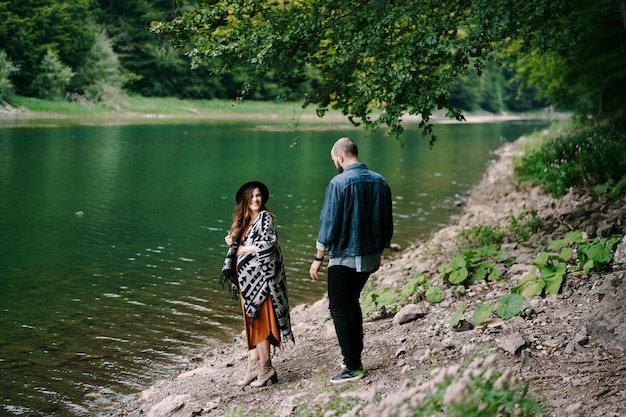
[{"left": 235, "top": 181, "right": 270, "bottom": 204}]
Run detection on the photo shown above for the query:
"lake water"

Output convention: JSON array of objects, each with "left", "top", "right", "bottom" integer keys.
[{"left": 0, "top": 118, "right": 551, "bottom": 416}]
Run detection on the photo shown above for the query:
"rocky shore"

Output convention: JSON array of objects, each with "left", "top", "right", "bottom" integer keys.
[{"left": 110, "top": 129, "right": 626, "bottom": 417}]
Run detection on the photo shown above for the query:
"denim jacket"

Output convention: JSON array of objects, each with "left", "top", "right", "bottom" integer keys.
[{"left": 316, "top": 162, "right": 393, "bottom": 258}]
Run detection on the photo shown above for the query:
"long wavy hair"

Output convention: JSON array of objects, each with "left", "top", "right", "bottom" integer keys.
[{"left": 228, "top": 186, "right": 270, "bottom": 241}]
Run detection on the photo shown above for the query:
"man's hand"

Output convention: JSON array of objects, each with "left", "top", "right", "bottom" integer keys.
[{"left": 309, "top": 260, "right": 322, "bottom": 280}]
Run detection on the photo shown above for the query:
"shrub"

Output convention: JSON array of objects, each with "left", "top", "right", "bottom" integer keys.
[
  {"left": 72, "top": 30, "right": 124, "bottom": 105},
  {"left": 516, "top": 116, "right": 626, "bottom": 197},
  {"left": 30, "top": 49, "right": 73, "bottom": 100},
  {"left": 0, "top": 50, "right": 18, "bottom": 101}
]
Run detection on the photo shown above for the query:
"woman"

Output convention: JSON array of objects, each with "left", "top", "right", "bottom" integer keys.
[{"left": 222, "top": 181, "right": 294, "bottom": 387}]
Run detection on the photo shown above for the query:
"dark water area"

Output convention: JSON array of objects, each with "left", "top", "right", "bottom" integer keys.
[{"left": 0, "top": 119, "right": 551, "bottom": 416}]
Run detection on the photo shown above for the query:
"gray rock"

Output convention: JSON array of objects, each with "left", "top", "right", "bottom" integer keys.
[
  {"left": 613, "top": 236, "right": 626, "bottom": 266},
  {"left": 147, "top": 394, "right": 201, "bottom": 417},
  {"left": 565, "top": 329, "right": 589, "bottom": 354},
  {"left": 451, "top": 319, "right": 474, "bottom": 332},
  {"left": 586, "top": 271, "right": 626, "bottom": 353},
  {"left": 497, "top": 333, "right": 527, "bottom": 355},
  {"left": 393, "top": 303, "right": 429, "bottom": 325}
]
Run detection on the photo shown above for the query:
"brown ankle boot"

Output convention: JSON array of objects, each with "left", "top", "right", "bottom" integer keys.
[
  {"left": 250, "top": 360, "right": 277, "bottom": 387},
  {"left": 236, "top": 358, "right": 259, "bottom": 386}
]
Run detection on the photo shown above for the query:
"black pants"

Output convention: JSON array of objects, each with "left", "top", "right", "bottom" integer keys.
[{"left": 328, "top": 265, "right": 370, "bottom": 371}]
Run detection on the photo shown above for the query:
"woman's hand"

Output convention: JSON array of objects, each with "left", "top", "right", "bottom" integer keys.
[
  {"left": 224, "top": 233, "right": 235, "bottom": 246},
  {"left": 236, "top": 245, "right": 256, "bottom": 256}
]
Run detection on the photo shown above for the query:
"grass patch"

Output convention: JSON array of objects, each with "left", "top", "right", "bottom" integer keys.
[
  {"left": 12, "top": 96, "right": 112, "bottom": 115},
  {"left": 8, "top": 94, "right": 341, "bottom": 120}
]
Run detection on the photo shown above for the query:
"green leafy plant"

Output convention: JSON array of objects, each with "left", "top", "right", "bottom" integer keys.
[
  {"left": 425, "top": 286, "right": 444, "bottom": 304},
  {"left": 473, "top": 294, "right": 525, "bottom": 324},
  {"left": 513, "top": 231, "right": 622, "bottom": 297},
  {"left": 594, "top": 175, "right": 626, "bottom": 199},
  {"left": 458, "top": 225, "right": 505, "bottom": 249},
  {"left": 511, "top": 251, "right": 568, "bottom": 298},
  {"left": 399, "top": 274, "right": 428, "bottom": 303},
  {"left": 548, "top": 231, "right": 621, "bottom": 273},
  {"left": 578, "top": 235, "right": 621, "bottom": 272},
  {"left": 361, "top": 286, "right": 399, "bottom": 316},
  {"left": 508, "top": 210, "right": 543, "bottom": 242},
  {"left": 438, "top": 244, "right": 505, "bottom": 286},
  {"left": 439, "top": 254, "right": 469, "bottom": 284},
  {"left": 361, "top": 274, "right": 433, "bottom": 316}
]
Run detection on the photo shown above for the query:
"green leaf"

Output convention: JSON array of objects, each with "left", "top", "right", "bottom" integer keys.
[
  {"left": 476, "top": 244, "right": 500, "bottom": 258},
  {"left": 469, "top": 263, "right": 490, "bottom": 284},
  {"left": 538, "top": 262, "right": 560, "bottom": 279},
  {"left": 445, "top": 255, "right": 470, "bottom": 284},
  {"left": 548, "top": 231, "right": 583, "bottom": 250},
  {"left": 425, "top": 286, "right": 444, "bottom": 304},
  {"left": 376, "top": 287, "right": 400, "bottom": 307},
  {"left": 450, "top": 302, "right": 466, "bottom": 327},
  {"left": 360, "top": 290, "right": 379, "bottom": 316},
  {"left": 594, "top": 182, "right": 610, "bottom": 195},
  {"left": 582, "top": 259, "right": 595, "bottom": 273},
  {"left": 521, "top": 279, "right": 545, "bottom": 298},
  {"left": 450, "top": 255, "right": 468, "bottom": 269},
  {"left": 512, "top": 273, "right": 545, "bottom": 298},
  {"left": 473, "top": 304, "right": 493, "bottom": 324},
  {"left": 543, "top": 271, "right": 564, "bottom": 295},
  {"left": 533, "top": 252, "right": 550, "bottom": 267},
  {"left": 583, "top": 237, "right": 619, "bottom": 264},
  {"left": 448, "top": 267, "right": 469, "bottom": 284},
  {"left": 559, "top": 247, "right": 574, "bottom": 261},
  {"left": 495, "top": 294, "right": 524, "bottom": 319},
  {"left": 487, "top": 267, "right": 503, "bottom": 282}
]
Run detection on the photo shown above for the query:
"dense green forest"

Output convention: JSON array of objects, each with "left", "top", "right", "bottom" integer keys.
[
  {"left": 1, "top": 1, "right": 625, "bottom": 134},
  {"left": 0, "top": 0, "right": 548, "bottom": 114}
]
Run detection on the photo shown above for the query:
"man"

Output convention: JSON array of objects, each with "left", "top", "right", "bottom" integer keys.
[{"left": 309, "top": 137, "right": 393, "bottom": 384}]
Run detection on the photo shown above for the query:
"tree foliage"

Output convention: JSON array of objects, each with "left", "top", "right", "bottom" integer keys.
[
  {"left": 72, "top": 30, "right": 124, "bottom": 105},
  {"left": 97, "top": 0, "right": 234, "bottom": 99},
  {"left": 506, "top": 0, "right": 626, "bottom": 115},
  {"left": 1, "top": 0, "right": 623, "bottom": 126},
  {"left": 30, "top": 50, "right": 73, "bottom": 100},
  {"left": 0, "top": 49, "right": 17, "bottom": 101},
  {"left": 152, "top": 0, "right": 614, "bottom": 140},
  {"left": 0, "top": 0, "right": 96, "bottom": 95}
]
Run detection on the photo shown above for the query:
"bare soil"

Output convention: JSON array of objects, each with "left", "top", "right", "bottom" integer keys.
[{"left": 109, "top": 131, "right": 626, "bottom": 417}]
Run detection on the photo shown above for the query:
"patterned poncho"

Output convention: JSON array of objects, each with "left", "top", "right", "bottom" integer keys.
[{"left": 221, "top": 211, "right": 294, "bottom": 345}]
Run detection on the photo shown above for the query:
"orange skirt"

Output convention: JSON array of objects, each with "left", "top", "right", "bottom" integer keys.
[{"left": 241, "top": 295, "right": 281, "bottom": 351}]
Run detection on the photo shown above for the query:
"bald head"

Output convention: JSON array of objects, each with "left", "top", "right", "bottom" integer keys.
[
  {"left": 332, "top": 137, "right": 358, "bottom": 158},
  {"left": 331, "top": 137, "right": 359, "bottom": 173}
]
